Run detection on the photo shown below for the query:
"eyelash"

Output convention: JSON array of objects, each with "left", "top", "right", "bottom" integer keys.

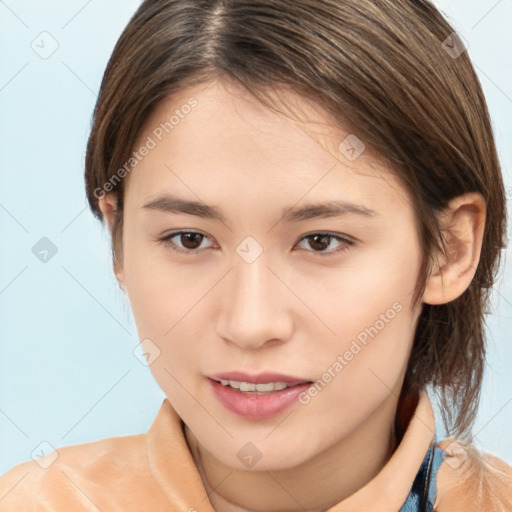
[{"left": 158, "top": 230, "right": 354, "bottom": 257}]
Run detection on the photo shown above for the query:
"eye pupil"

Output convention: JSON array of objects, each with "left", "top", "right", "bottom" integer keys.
[
  {"left": 309, "top": 234, "right": 330, "bottom": 251},
  {"left": 181, "top": 232, "right": 203, "bottom": 249}
]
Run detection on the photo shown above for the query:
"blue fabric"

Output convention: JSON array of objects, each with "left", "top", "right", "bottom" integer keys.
[{"left": 398, "top": 441, "right": 446, "bottom": 511}]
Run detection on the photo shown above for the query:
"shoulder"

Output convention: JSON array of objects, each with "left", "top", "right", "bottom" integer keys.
[
  {"left": 0, "top": 432, "right": 165, "bottom": 511},
  {"left": 434, "top": 438, "right": 512, "bottom": 512}
]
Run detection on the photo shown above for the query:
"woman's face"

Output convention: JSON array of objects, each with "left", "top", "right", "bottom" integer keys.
[{"left": 112, "top": 78, "right": 424, "bottom": 470}]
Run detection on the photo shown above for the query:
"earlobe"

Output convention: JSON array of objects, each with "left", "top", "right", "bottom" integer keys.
[
  {"left": 422, "top": 193, "right": 486, "bottom": 306},
  {"left": 113, "top": 254, "right": 126, "bottom": 292}
]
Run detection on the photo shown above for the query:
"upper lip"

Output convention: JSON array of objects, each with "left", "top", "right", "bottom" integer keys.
[{"left": 209, "top": 371, "right": 313, "bottom": 385}]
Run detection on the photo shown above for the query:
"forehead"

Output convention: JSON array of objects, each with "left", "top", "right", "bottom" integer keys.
[{"left": 125, "top": 78, "right": 412, "bottom": 217}]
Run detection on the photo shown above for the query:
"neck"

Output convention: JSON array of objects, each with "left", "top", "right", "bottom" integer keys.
[{"left": 184, "top": 391, "right": 401, "bottom": 512}]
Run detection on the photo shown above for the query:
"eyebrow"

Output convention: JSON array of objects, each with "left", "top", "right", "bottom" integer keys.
[{"left": 142, "top": 194, "right": 377, "bottom": 224}]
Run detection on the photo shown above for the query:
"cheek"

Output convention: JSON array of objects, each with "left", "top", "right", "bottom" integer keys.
[
  {"left": 123, "top": 254, "right": 205, "bottom": 402},
  {"left": 121, "top": 233, "right": 208, "bottom": 378},
  {"left": 305, "top": 239, "right": 421, "bottom": 336},
  {"left": 124, "top": 259, "right": 201, "bottom": 348},
  {"left": 301, "top": 243, "right": 421, "bottom": 399},
  {"left": 122, "top": 223, "right": 184, "bottom": 331}
]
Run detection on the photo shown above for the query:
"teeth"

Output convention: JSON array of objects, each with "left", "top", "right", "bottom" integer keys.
[
  {"left": 239, "top": 381, "right": 256, "bottom": 391},
  {"left": 219, "top": 379, "right": 294, "bottom": 392},
  {"left": 229, "top": 379, "right": 241, "bottom": 389}
]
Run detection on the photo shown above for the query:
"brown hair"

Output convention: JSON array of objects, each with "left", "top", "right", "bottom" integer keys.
[{"left": 84, "top": 0, "right": 507, "bottom": 443}]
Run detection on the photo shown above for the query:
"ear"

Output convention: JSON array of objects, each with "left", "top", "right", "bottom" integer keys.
[
  {"left": 422, "top": 192, "right": 486, "bottom": 305},
  {"left": 97, "top": 193, "right": 126, "bottom": 290}
]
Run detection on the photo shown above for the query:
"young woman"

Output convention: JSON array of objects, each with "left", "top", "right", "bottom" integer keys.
[{"left": 1, "top": 0, "right": 511, "bottom": 510}]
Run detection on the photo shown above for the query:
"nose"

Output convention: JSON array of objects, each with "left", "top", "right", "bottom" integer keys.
[{"left": 216, "top": 250, "right": 294, "bottom": 351}]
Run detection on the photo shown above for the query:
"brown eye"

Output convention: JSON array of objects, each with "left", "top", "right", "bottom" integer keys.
[
  {"left": 307, "top": 234, "right": 331, "bottom": 251},
  {"left": 296, "top": 233, "right": 354, "bottom": 257},
  {"left": 160, "top": 231, "right": 213, "bottom": 254},
  {"left": 178, "top": 232, "right": 204, "bottom": 250}
]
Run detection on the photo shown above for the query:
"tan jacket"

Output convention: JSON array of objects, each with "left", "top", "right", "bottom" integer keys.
[{"left": 0, "top": 391, "right": 510, "bottom": 511}]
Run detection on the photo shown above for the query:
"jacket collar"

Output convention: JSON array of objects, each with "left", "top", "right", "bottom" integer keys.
[{"left": 146, "top": 390, "right": 436, "bottom": 511}]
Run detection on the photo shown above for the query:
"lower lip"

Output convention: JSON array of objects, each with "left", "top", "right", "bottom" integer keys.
[{"left": 209, "top": 379, "right": 313, "bottom": 420}]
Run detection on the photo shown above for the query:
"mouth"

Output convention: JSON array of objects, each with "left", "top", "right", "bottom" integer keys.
[
  {"left": 209, "top": 378, "right": 313, "bottom": 393},
  {"left": 208, "top": 371, "right": 314, "bottom": 395},
  {"left": 208, "top": 376, "right": 315, "bottom": 419}
]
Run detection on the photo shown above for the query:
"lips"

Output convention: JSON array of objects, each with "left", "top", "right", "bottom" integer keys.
[
  {"left": 208, "top": 378, "right": 314, "bottom": 419},
  {"left": 207, "top": 371, "right": 314, "bottom": 419}
]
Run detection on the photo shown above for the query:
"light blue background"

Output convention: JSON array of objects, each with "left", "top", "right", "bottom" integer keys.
[{"left": 1, "top": 0, "right": 511, "bottom": 475}]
